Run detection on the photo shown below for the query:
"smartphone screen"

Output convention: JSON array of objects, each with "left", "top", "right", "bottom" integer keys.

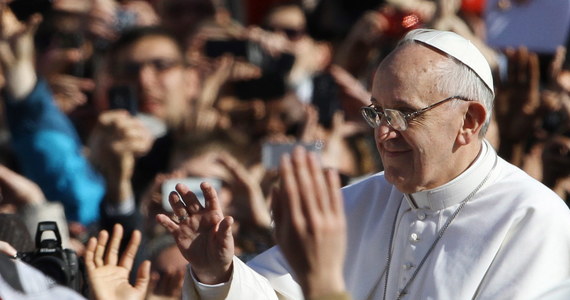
[
  {"left": 108, "top": 85, "right": 137, "bottom": 115},
  {"left": 161, "top": 177, "right": 222, "bottom": 212},
  {"left": 262, "top": 141, "right": 323, "bottom": 170}
]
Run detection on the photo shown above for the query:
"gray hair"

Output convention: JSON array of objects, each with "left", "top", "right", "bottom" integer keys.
[{"left": 397, "top": 38, "right": 494, "bottom": 136}]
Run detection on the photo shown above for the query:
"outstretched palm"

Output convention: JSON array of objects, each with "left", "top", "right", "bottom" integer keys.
[{"left": 156, "top": 182, "right": 234, "bottom": 284}]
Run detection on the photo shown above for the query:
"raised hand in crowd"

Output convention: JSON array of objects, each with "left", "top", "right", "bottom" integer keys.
[
  {"left": 495, "top": 47, "right": 541, "bottom": 165},
  {"left": 156, "top": 182, "right": 234, "bottom": 285},
  {"left": 0, "top": 240, "right": 17, "bottom": 257},
  {"left": 85, "top": 223, "right": 150, "bottom": 300},
  {"left": 333, "top": 9, "right": 386, "bottom": 77},
  {"left": 272, "top": 147, "right": 349, "bottom": 300},
  {"left": 87, "top": 0, "right": 120, "bottom": 41},
  {"left": 121, "top": 0, "right": 160, "bottom": 26},
  {"left": 0, "top": 164, "right": 45, "bottom": 209},
  {"left": 428, "top": 0, "right": 498, "bottom": 70},
  {"left": 298, "top": 104, "right": 364, "bottom": 177},
  {"left": 329, "top": 64, "right": 372, "bottom": 121},
  {"left": 49, "top": 74, "right": 95, "bottom": 114},
  {"left": 0, "top": 3, "right": 41, "bottom": 99},
  {"left": 542, "top": 47, "right": 570, "bottom": 115},
  {"left": 88, "top": 110, "right": 153, "bottom": 203},
  {"left": 217, "top": 151, "right": 271, "bottom": 228}
]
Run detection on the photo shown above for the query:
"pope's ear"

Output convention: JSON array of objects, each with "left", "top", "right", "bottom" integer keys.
[{"left": 457, "top": 101, "right": 486, "bottom": 145}]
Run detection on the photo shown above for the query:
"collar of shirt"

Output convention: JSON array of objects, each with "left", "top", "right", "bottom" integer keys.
[{"left": 404, "top": 140, "right": 496, "bottom": 211}]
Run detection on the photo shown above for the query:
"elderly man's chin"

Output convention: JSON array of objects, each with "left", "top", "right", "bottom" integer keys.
[{"left": 383, "top": 166, "right": 419, "bottom": 194}]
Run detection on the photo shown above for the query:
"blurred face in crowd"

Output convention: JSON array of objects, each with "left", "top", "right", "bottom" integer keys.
[
  {"left": 255, "top": 93, "right": 306, "bottom": 139},
  {"left": 114, "top": 35, "right": 194, "bottom": 128},
  {"left": 265, "top": 5, "right": 306, "bottom": 42},
  {"left": 371, "top": 43, "right": 476, "bottom": 193},
  {"left": 158, "top": 0, "right": 216, "bottom": 40}
]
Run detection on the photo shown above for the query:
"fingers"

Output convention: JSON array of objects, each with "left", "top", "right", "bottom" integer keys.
[
  {"left": 217, "top": 152, "right": 248, "bottom": 185},
  {"left": 84, "top": 237, "right": 97, "bottom": 271},
  {"left": 168, "top": 190, "right": 189, "bottom": 219},
  {"left": 134, "top": 260, "right": 151, "bottom": 292},
  {"left": 279, "top": 147, "right": 343, "bottom": 229},
  {"left": 217, "top": 216, "right": 233, "bottom": 237},
  {"left": 325, "top": 168, "right": 344, "bottom": 217},
  {"left": 201, "top": 181, "right": 222, "bottom": 212},
  {"left": 279, "top": 151, "right": 305, "bottom": 230},
  {"left": 119, "top": 229, "right": 141, "bottom": 271},
  {"left": 175, "top": 183, "right": 203, "bottom": 214},
  {"left": 307, "top": 150, "right": 331, "bottom": 213},
  {"left": 216, "top": 216, "right": 234, "bottom": 248},
  {"left": 549, "top": 46, "right": 566, "bottom": 84},
  {"left": 105, "top": 223, "right": 123, "bottom": 265},
  {"left": 527, "top": 50, "right": 540, "bottom": 91},
  {"left": 291, "top": 147, "right": 320, "bottom": 223},
  {"left": 156, "top": 213, "right": 180, "bottom": 233},
  {"left": 94, "top": 229, "right": 109, "bottom": 268},
  {"left": 0, "top": 240, "right": 17, "bottom": 257},
  {"left": 25, "top": 13, "right": 42, "bottom": 36},
  {"left": 89, "top": 224, "right": 142, "bottom": 271},
  {"left": 271, "top": 187, "right": 283, "bottom": 236}
]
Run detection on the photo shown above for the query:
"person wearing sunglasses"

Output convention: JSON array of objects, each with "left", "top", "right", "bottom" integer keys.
[{"left": 158, "top": 29, "right": 570, "bottom": 300}]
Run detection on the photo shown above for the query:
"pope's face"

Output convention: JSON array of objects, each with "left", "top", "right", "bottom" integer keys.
[{"left": 371, "top": 43, "right": 470, "bottom": 193}]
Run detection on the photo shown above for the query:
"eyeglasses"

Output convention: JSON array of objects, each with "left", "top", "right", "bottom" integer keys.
[
  {"left": 117, "top": 58, "right": 183, "bottom": 79},
  {"left": 361, "top": 95, "right": 470, "bottom": 131},
  {"left": 265, "top": 26, "right": 305, "bottom": 41}
]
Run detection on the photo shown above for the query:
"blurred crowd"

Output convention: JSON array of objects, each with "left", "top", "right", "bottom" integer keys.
[{"left": 0, "top": 0, "right": 569, "bottom": 298}]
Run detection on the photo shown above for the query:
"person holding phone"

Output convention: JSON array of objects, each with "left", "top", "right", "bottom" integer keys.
[{"left": 157, "top": 29, "right": 570, "bottom": 300}]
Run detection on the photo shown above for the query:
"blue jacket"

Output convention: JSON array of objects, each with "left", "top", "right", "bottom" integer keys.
[{"left": 4, "top": 79, "right": 105, "bottom": 224}]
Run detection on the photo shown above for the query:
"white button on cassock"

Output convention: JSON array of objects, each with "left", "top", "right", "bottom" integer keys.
[
  {"left": 417, "top": 212, "right": 426, "bottom": 220},
  {"left": 410, "top": 233, "right": 420, "bottom": 242}
]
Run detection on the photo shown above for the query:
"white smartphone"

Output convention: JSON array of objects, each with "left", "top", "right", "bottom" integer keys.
[
  {"left": 261, "top": 141, "right": 323, "bottom": 170},
  {"left": 161, "top": 177, "right": 222, "bottom": 212}
]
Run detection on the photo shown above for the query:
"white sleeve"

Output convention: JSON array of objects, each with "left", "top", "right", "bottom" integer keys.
[{"left": 182, "top": 256, "right": 280, "bottom": 300}]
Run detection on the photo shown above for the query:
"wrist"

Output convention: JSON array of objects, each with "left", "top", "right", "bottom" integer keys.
[
  {"left": 5, "top": 61, "right": 37, "bottom": 100},
  {"left": 307, "top": 291, "right": 352, "bottom": 300},
  {"left": 301, "top": 272, "right": 345, "bottom": 299},
  {"left": 192, "top": 262, "right": 233, "bottom": 285}
]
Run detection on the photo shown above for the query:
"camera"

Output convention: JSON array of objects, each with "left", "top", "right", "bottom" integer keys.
[{"left": 17, "top": 221, "right": 84, "bottom": 293}]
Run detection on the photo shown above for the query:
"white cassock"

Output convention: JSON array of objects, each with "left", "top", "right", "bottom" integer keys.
[{"left": 183, "top": 140, "right": 570, "bottom": 300}]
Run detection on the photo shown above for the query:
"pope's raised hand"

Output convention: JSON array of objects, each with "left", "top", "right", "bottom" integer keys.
[{"left": 156, "top": 182, "right": 234, "bottom": 284}]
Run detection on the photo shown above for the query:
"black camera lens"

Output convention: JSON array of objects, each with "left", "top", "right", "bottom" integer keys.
[{"left": 30, "top": 256, "right": 70, "bottom": 285}]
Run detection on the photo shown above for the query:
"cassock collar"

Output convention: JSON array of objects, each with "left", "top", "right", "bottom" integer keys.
[{"left": 403, "top": 140, "right": 497, "bottom": 211}]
